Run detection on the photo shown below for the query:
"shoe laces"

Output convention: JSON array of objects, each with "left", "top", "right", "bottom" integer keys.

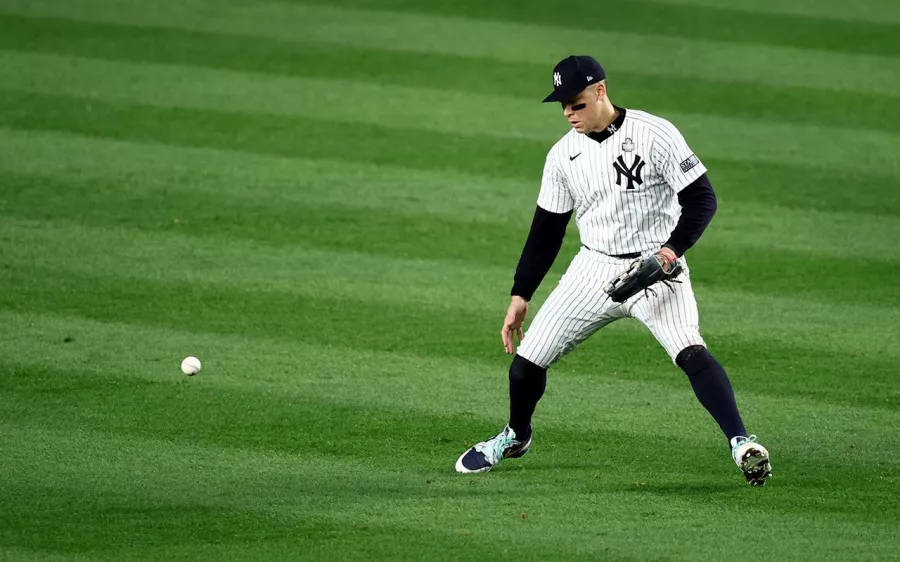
[
  {"left": 732, "top": 434, "right": 759, "bottom": 456},
  {"left": 474, "top": 428, "right": 517, "bottom": 465}
]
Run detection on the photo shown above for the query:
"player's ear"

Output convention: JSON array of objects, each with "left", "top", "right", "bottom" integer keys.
[{"left": 595, "top": 82, "right": 606, "bottom": 101}]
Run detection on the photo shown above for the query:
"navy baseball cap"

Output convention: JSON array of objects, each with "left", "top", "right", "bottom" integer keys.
[{"left": 542, "top": 55, "right": 606, "bottom": 103}]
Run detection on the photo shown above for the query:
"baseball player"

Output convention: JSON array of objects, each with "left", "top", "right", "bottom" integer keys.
[{"left": 455, "top": 55, "right": 772, "bottom": 486}]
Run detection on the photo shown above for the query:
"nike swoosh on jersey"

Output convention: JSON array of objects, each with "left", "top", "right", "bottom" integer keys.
[{"left": 569, "top": 153, "right": 582, "bottom": 161}]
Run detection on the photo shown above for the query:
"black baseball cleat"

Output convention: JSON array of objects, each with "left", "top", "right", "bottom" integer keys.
[
  {"left": 731, "top": 435, "right": 772, "bottom": 486},
  {"left": 455, "top": 425, "right": 532, "bottom": 473}
]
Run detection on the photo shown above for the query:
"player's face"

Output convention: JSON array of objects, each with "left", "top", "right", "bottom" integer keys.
[{"left": 561, "top": 84, "right": 603, "bottom": 133}]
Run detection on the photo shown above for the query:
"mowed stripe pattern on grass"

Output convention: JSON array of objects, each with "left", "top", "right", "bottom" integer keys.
[{"left": 1, "top": 2, "right": 899, "bottom": 561}]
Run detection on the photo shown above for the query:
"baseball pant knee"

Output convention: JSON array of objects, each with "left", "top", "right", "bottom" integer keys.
[{"left": 676, "top": 344, "right": 710, "bottom": 375}]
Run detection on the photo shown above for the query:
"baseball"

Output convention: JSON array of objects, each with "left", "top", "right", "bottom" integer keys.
[{"left": 181, "top": 356, "right": 202, "bottom": 376}]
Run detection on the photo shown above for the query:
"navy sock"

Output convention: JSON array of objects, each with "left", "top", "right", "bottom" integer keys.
[
  {"left": 676, "top": 346, "right": 747, "bottom": 441},
  {"left": 508, "top": 354, "right": 546, "bottom": 439}
]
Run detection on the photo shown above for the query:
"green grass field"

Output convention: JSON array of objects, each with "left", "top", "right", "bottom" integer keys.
[{"left": 2, "top": 0, "right": 899, "bottom": 560}]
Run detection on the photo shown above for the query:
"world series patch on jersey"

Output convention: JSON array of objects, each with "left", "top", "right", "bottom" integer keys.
[{"left": 537, "top": 108, "right": 707, "bottom": 257}]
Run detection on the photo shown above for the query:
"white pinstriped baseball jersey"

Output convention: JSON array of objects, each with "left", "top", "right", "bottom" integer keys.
[
  {"left": 537, "top": 108, "right": 707, "bottom": 256},
  {"left": 517, "top": 107, "right": 710, "bottom": 368}
]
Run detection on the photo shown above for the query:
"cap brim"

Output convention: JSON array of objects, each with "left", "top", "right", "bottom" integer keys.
[
  {"left": 542, "top": 82, "right": 594, "bottom": 103},
  {"left": 542, "top": 89, "right": 569, "bottom": 103}
]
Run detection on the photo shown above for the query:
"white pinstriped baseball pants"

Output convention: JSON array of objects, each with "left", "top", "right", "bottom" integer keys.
[{"left": 517, "top": 246, "right": 706, "bottom": 368}]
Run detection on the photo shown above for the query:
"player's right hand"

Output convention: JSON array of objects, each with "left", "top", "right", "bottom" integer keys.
[{"left": 501, "top": 296, "right": 529, "bottom": 354}]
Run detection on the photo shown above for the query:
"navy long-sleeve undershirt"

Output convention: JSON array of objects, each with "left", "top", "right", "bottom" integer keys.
[
  {"left": 510, "top": 206, "right": 573, "bottom": 302},
  {"left": 663, "top": 173, "right": 717, "bottom": 258},
  {"left": 510, "top": 173, "right": 717, "bottom": 301}
]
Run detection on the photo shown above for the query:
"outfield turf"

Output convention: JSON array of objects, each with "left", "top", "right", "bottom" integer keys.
[{"left": 1, "top": 0, "right": 899, "bottom": 560}]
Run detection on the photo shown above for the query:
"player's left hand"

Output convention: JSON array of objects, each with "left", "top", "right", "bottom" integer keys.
[
  {"left": 656, "top": 247, "right": 678, "bottom": 273},
  {"left": 604, "top": 249, "right": 683, "bottom": 303}
]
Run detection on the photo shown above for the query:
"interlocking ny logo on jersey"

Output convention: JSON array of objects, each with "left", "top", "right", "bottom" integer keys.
[{"left": 613, "top": 155, "right": 645, "bottom": 190}]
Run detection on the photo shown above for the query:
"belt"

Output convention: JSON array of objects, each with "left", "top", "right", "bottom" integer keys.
[{"left": 581, "top": 244, "right": 641, "bottom": 260}]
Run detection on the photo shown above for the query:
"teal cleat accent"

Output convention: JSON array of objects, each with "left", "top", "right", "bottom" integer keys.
[{"left": 455, "top": 426, "right": 532, "bottom": 474}]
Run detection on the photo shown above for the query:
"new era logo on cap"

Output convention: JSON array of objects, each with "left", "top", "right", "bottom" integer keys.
[{"left": 543, "top": 55, "right": 606, "bottom": 103}]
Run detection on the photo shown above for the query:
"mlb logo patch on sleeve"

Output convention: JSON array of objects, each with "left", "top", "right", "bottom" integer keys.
[{"left": 680, "top": 154, "right": 700, "bottom": 173}]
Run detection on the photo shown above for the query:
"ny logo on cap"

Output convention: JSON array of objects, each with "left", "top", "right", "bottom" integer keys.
[{"left": 553, "top": 72, "right": 562, "bottom": 87}]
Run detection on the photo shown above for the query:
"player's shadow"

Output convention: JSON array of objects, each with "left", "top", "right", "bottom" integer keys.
[
  {"left": 621, "top": 482, "right": 737, "bottom": 496},
  {"left": 505, "top": 462, "right": 602, "bottom": 472},
  {"left": 497, "top": 464, "right": 740, "bottom": 496}
]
